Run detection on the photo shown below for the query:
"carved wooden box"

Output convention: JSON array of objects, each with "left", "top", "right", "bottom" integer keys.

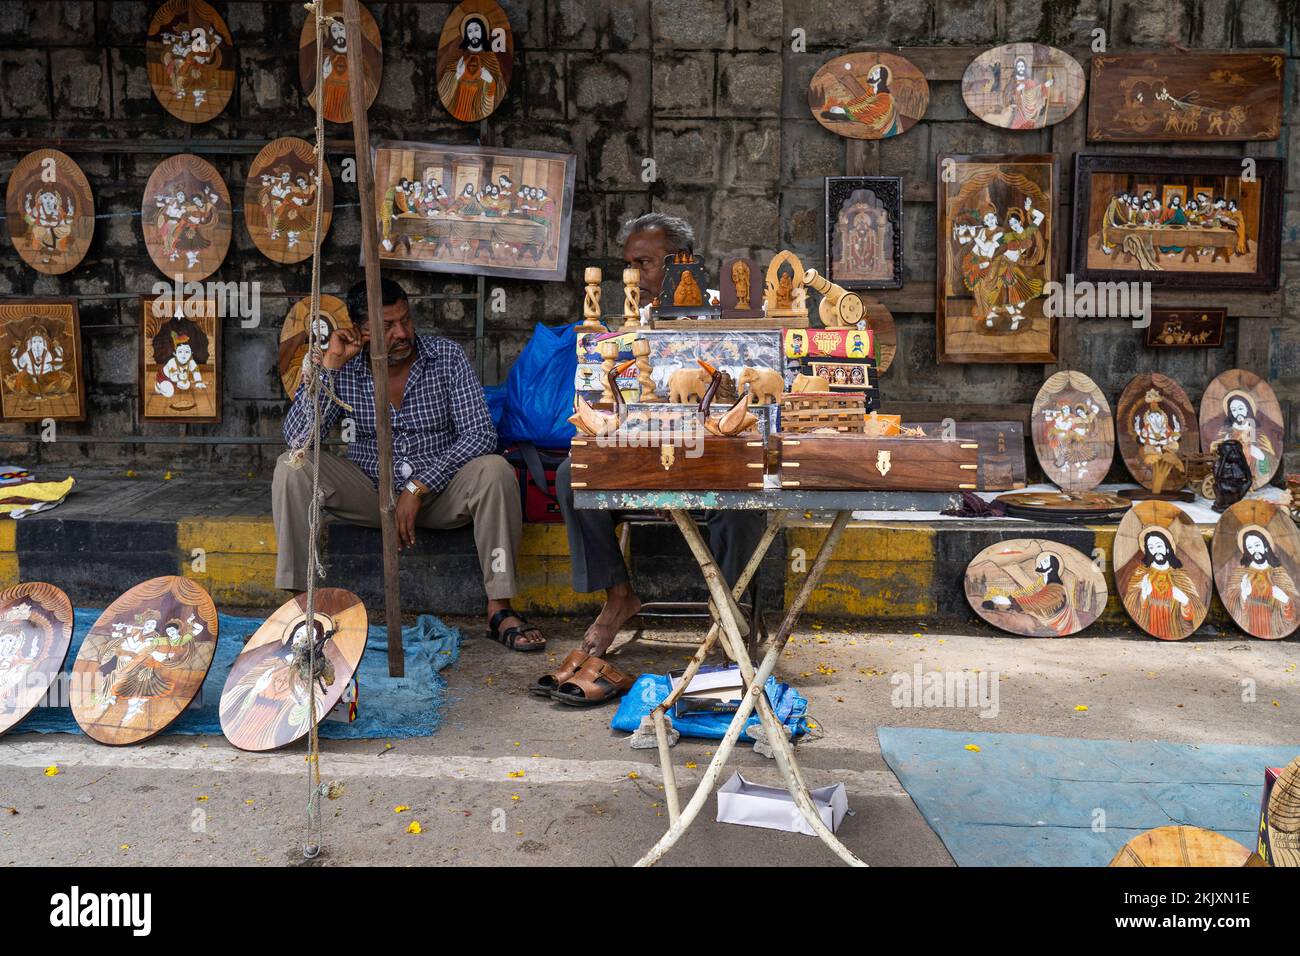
[
  {"left": 570, "top": 435, "right": 767, "bottom": 491},
  {"left": 779, "top": 435, "right": 980, "bottom": 490}
]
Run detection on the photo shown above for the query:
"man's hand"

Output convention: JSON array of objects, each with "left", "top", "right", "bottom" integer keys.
[
  {"left": 395, "top": 489, "right": 421, "bottom": 550},
  {"left": 322, "top": 326, "right": 367, "bottom": 370}
]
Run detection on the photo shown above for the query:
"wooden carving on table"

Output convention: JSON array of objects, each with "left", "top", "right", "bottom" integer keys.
[
  {"left": 71, "top": 576, "right": 218, "bottom": 745},
  {"left": 621, "top": 268, "right": 641, "bottom": 329},
  {"left": 141, "top": 296, "right": 220, "bottom": 423},
  {"left": 579, "top": 266, "right": 603, "bottom": 331},
  {"left": 0, "top": 299, "right": 86, "bottom": 422},
  {"left": 961, "top": 44, "right": 1085, "bottom": 130},
  {"left": 220, "top": 589, "right": 368, "bottom": 751},
  {"left": 1116, "top": 373, "right": 1199, "bottom": 495},
  {"left": 299, "top": 0, "right": 382, "bottom": 124},
  {"left": 825, "top": 176, "right": 903, "bottom": 290},
  {"left": 965, "top": 539, "right": 1108, "bottom": 637},
  {"left": 436, "top": 0, "right": 513, "bottom": 123},
  {"left": 764, "top": 251, "right": 809, "bottom": 324},
  {"left": 1088, "top": 51, "right": 1285, "bottom": 142},
  {"left": 244, "top": 137, "right": 334, "bottom": 265},
  {"left": 808, "top": 52, "right": 928, "bottom": 140},
  {"left": 779, "top": 435, "right": 979, "bottom": 491},
  {"left": 719, "top": 257, "right": 763, "bottom": 319},
  {"left": 937, "top": 154, "right": 1057, "bottom": 363},
  {"left": 1072, "top": 155, "right": 1283, "bottom": 291},
  {"left": 145, "top": 0, "right": 234, "bottom": 124},
  {"left": 278, "top": 294, "right": 352, "bottom": 399},
  {"left": 1211, "top": 499, "right": 1300, "bottom": 640},
  {"left": 803, "top": 269, "right": 865, "bottom": 329},
  {"left": 1145, "top": 308, "right": 1226, "bottom": 348},
  {"left": 5, "top": 150, "right": 95, "bottom": 275},
  {"left": 657, "top": 253, "right": 718, "bottom": 318},
  {"left": 1199, "top": 369, "right": 1283, "bottom": 490},
  {"left": 1032, "top": 371, "right": 1114, "bottom": 492},
  {"left": 142, "top": 154, "right": 231, "bottom": 282},
  {"left": 0, "top": 582, "right": 74, "bottom": 737},
  {"left": 1113, "top": 501, "right": 1212, "bottom": 641}
]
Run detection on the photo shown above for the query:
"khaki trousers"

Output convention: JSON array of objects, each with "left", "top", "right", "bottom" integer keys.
[{"left": 272, "top": 451, "right": 522, "bottom": 600}]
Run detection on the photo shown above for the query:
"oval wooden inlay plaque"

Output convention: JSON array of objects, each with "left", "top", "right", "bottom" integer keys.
[
  {"left": 1032, "top": 371, "right": 1115, "bottom": 492},
  {"left": 220, "top": 589, "right": 367, "bottom": 752},
  {"left": 299, "top": 0, "right": 383, "bottom": 124},
  {"left": 278, "top": 294, "right": 352, "bottom": 399},
  {"left": 245, "top": 137, "right": 334, "bottom": 265},
  {"left": 1109, "top": 826, "right": 1255, "bottom": 867},
  {"left": 808, "top": 52, "right": 929, "bottom": 140},
  {"left": 965, "top": 538, "right": 1108, "bottom": 637},
  {"left": 71, "top": 576, "right": 219, "bottom": 745},
  {"left": 1199, "top": 368, "right": 1284, "bottom": 490},
  {"left": 864, "top": 299, "right": 896, "bottom": 374},
  {"left": 1211, "top": 499, "right": 1300, "bottom": 641},
  {"left": 1114, "top": 500, "right": 1212, "bottom": 641},
  {"left": 0, "top": 582, "right": 74, "bottom": 737},
  {"left": 5, "top": 150, "right": 95, "bottom": 276},
  {"left": 146, "top": 0, "right": 235, "bottom": 124},
  {"left": 1116, "top": 372, "right": 1199, "bottom": 493},
  {"left": 142, "top": 154, "right": 232, "bottom": 282},
  {"left": 997, "top": 489, "right": 1131, "bottom": 517},
  {"left": 436, "top": 0, "right": 514, "bottom": 123},
  {"left": 962, "top": 43, "right": 1085, "bottom": 130}
]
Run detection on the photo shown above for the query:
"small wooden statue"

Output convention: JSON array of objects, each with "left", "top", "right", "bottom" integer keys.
[
  {"left": 597, "top": 338, "right": 622, "bottom": 407},
  {"left": 803, "top": 268, "right": 865, "bottom": 329},
  {"left": 763, "top": 251, "right": 810, "bottom": 323},
  {"left": 720, "top": 256, "right": 763, "bottom": 319},
  {"left": 622, "top": 268, "right": 641, "bottom": 329},
  {"left": 581, "top": 267, "right": 604, "bottom": 331},
  {"left": 632, "top": 337, "right": 662, "bottom": 402},
  {"left": 657, "top": 253, "right": 719, "bottom": 318}
]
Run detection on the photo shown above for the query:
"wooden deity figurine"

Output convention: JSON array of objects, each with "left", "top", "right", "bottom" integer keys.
[
  {"left": 622, "top": 268, "right": 641, "bottom": 330},
  {"left": 581, "top": 267, "right": 604, "bottom": 331},
  {"left": 763, "top": 251, "right": 810, "bottom": 324},
  {"left": 803, "top": 268, "right": 865, "bottom": 328}
]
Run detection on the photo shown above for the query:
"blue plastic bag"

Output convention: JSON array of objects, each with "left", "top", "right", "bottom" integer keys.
[
  {"left": 610, "top": 673, "right": 810, "bottom": 741},
  {"left": 489, "top": 321, "right": 578, "bottom": 449}
]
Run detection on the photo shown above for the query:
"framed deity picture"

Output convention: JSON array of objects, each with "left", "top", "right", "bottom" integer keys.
[
  {"left": 825, "top": 176, "right": 903, "bottom": 290},
  {"left": 145, "top": 0, "right": 235, "bottom": 124},
  {"left": 1071, "top": 155, "right": 1283, "bottom": 290},
  {"left": 436, "top": 0, "right": 513, "bottom": 123},
  {"left": 936, "top": 153, "right": 1058, "bottom": 363},
  {"left": 372, "top": 141, "right": 576, "bottom": 281},
  {"left": 298, "top": 0, "right": 383, "bottom": 125},
  {"left": 0, "top": 299, "right": 86, "bottom": 422},
  {"left": 5, "top": 149, "right": 95, "bottom": 276},
  {"left": 140, "top": 295, "right": 221, "bottom": 423}
]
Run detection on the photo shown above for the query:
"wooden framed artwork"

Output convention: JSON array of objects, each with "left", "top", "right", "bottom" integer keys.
[
  {"left": 5, "top": 149, "right": 95, "bottom": 275},
  {"left": 70, "top": 576, "right": 219, "bottom": 745},
  {"left": 1145, "top": 308, "right": 1226, "bottom": 348},
  {"left": 1072, "top": 154, "right": 1283, "bottom": 290},
  {"left": 808, "top": 52, "right": 928, "bottom": 140},
  {"left": 961, "top": 44, "right": 1085, "bottom": 130},
  {"left": 1088, "top": 51, "right": 1285, "bottom": 142},
  {"left": 1199, "top": 369, "right": 1283, "bottom": 490},
  {"left": 373, "top": 141, "right": 575, "bottom": 281},
  {"left": 0, "top": 582, "right": 74, "bottom": 737},
  {"left": 141, "top": 295, "right": 221, "bottom": 423},
  {"left": 145, "top": 0, "right": 234, "bottom": 124},
  {"left": 279, "top": 294, "right": 351, "bottom": 399},
  {"left": 436, "top": 0, "right": 513, "bottom": 123},
  {"left": 299, "top": 0, "right": 382, "bottom": 125},
  {"left": 1114, "top": 501, "right": 1212, "bottom": 641},
  {"left": 0, "top": 299, "right": 86, "bottom": 422},
  {"left": 142, "top": 154, "right": 232, "bottom": 282},
  {"left": 936, "top": 154, "right": 1057, "bottom": 363},
  {"left": 220, "top": 589, "right": 367, "bottom": 751},
  {"left": 1116, "top": 372, "right": 1199, "bottom": 494},
  {"left": 964, "top": 539, "right": 1108, "bottom": 637},
  {"left": 825, "top": 176, "right": 903, "bottom": 290},
  {"left": 244, "top": 137, "right": 333, "bottom": 265},
  {"left": 1211, "top": 500, "right": 1300, "bottom": 640},
  {"left": 1031, "top": 371, "right": 1114, "bottom": 492}
]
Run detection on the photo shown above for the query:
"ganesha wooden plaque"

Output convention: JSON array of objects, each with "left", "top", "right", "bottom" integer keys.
[
  {"left": 5, "top": 149, "right": 95, "bottom": 276},
  {"left": 0, "top": 299, "right": 86, "bottom": 422}
]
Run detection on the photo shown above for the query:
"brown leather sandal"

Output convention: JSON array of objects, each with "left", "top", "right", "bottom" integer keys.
[
  {"left": 530, "top": 649, "right": 590, "bottom": 698},
  {"left": 549, "top": 656, "right": 636, "bottom": 707}
]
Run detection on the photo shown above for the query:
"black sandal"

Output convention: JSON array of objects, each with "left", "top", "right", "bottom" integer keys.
[{"left": 486, "top": 608, "right": 547, "bottom": 653}]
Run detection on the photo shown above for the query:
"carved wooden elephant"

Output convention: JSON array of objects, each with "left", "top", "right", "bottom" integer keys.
[
  {"left": 791, "top": 373, "right": 830, "bottom": 393},
  {"left": 668, "top": 367, "right": 711, "bottom": 404},
  {"left": 737, "top": 367, "right": 784, "bottom": 404}
]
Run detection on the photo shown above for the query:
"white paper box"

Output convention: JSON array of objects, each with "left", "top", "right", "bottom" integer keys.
[{"left": 716, "top": 772, "right": 848, "bottom": 836}]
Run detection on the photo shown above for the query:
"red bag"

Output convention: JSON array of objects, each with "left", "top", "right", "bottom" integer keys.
[{"left": 501, "top": 443, "right": 567, "bottom": 523}]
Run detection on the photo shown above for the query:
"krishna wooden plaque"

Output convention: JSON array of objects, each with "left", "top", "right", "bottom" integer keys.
[
  {"left": 0, "top": 582, "right": 74, "bottom": 737},
  {"left": 0, "top": 299, "right": 86, "bottom": 422},
  {"left": 1211, "top": 500, "right": 1300, "bottom": 640},
  {"left": 142, "top": 154, "right": 232, "bottom": 282},
  {"left": 965, "top": 539, "right": 1107, "bottom": 637},
  {"left": 1199, "top": 369, "right": 1283, "bottom": 490},
  {"left": 299, "top": 0, "right": 382, "bottom": 125},
  {"left": 6, "top": 149, "right": 95, "bottom": 276},
  {"left": 962, "top": 44, "right": 1085, "bottom": 130},
  {"left": 279, "top": 294, "right": 352, "bottom": 399},
  {"left": 220, "top": 589, "right": 367, "bottom": 751},
  {"left": 245, "top": 137, "right": 333, "bottom": 265},
  {"left": 71, "top": 576, "right": 218, "bottom": 745},
  {"left": 937, "top": 154, "right": 1057, "bottom": 363},
  {"left": 437, "top": 0, "right": 513, "bottom": 123},
  {"left": 808, "top": 52, "right": 928, "bottom": 140},
  {"left": 145, "top": 0, "right": 234, "bottom": 124},
  {"left": 1032, "top": 371, "right": 1113, "bottom": 492},
  {"left": 1114, "top": 501, "right": 1212, "bottom": 641},
  {"left": 141, "top": 296, "right": 220, "bottom": 423}
]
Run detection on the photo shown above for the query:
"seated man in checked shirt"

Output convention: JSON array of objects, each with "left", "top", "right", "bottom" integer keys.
[{"left": 273, "top": 278, "right": 546, "bottom": 652}]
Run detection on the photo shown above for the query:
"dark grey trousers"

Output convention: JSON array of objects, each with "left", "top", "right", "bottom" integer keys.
[{"left": 555, "top": 457, "right": 767, "bottom": 594}]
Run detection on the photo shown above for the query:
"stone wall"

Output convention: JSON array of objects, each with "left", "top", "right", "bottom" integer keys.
[{"left": 0, "top": 0, "right": 1296, "bottom": 475}]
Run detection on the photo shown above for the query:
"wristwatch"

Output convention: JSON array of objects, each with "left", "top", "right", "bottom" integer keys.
[{"left": 404, "top": 479, "right": 427, "bottom": 498}]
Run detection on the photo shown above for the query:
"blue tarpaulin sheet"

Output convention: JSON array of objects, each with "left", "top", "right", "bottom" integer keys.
[
  {"left": 611, "top": 672, "right": 809, "bottom": 741},
  {"left": 877, "top": 726, "right": 1298, "bottom": 866},
  {"left": 15, "top": 610, "right": 461, "bottom": 740}
]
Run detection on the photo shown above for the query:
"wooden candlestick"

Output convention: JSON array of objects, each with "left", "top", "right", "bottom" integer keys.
[
  {"left": 597, "top": 339, "right": 621, "bottom": 406},
  {"left": 803, "top": 267, "right": 865, "bottom": 328},
  {"left": 581, "top": 266, "right": 603, "bottom": 331},
  {"left": 632, "top": 337, "right": 661, "bottom": 403},
  {"left": 622, "top": 267, "right": 641, "bottom": 328}
]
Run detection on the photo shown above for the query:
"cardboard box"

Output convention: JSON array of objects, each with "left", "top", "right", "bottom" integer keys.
[{"left": 716, "top": 772, "right": 849, "bottom": 836}]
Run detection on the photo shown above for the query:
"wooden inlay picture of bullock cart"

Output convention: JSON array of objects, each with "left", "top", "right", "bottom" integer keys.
[
  {"left": 1144, "top": 308, "right": 1226, "bottom": 348},
  {"left": 145, "top": 0, "right": 234, "bottom": 124},
  {"left": 141, "top": 296, "right": 221, "bottom": 423},
  {"left": 1072, "top": 155, "right": 1282, "bottom": 290},
  {"left": 825, "top": 176, "right": 903, "bottom": 290},
  {"left": 0, "top": 299, "right": 86, "bottom": 422},
  {"left": 5, "top": 149, "right": 95, "bottom": 276},
  {"left": 244, "top": 137, "right": 333, "bottom": 265},
  {"left": 1088, "top": 51, "right": 1285, "bottom": 142},
  {"left": 373, "top": 141, "right": 575, "bottom": 281},
  {"left": 298, "top": 0, "right": 383, "bottom": 125}
]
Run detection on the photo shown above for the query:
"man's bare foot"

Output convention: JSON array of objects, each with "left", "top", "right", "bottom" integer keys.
[{"left": 581, "top": 588, "right": 642, "bottom": 658}]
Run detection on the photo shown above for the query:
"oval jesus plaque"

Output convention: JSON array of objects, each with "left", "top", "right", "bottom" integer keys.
[{"left": 962, "top": 43, "right": 1085, "bottom": 130}]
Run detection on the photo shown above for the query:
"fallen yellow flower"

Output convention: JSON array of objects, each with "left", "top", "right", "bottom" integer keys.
[
  {"left": 964, "top": 744, "right": 981, "bottom": 753},
  {"left": 44, "top": 765, "right": 58, "bottom": 777},
  {"left": 393, "top": 805, "right": 410, "bottom": 813},
  {"left": 1074, "top": 705, "right": 1089, "bottom": 712},
  {"left": 406, "top": 821, "right": 422, "bottom": 834}
]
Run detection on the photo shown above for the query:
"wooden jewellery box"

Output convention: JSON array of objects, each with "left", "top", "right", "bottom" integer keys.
[
  {"left": 779, "top": 434, "right": 980, "bottom": 490},
  {"left": 570, "top": 433, "right": 767, "bottom": 491}
]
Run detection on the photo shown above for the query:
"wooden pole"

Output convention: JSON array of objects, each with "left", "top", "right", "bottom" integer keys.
[{"left": 341, "top": 0, "right": 404, "bottom": 677}]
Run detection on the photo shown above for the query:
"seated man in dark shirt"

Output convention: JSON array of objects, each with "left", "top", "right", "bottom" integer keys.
[
  {"left": 555, "top": 213, "right": 766, "bottom": 658},
  {"left": 274, "top": 278, "right": 546, "bottom": 652}
]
